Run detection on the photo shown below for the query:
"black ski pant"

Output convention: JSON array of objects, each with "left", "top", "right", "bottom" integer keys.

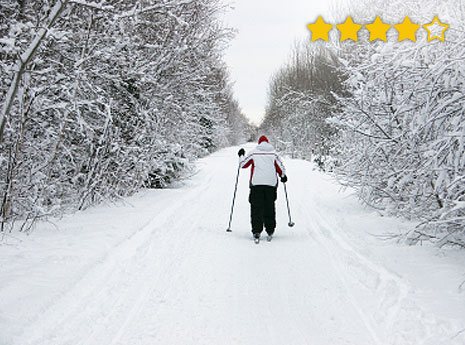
[{"left": 249, "top": 185, "right": 277, "bottom": 236}]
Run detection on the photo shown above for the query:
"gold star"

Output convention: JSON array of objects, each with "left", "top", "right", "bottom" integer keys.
[
  {"left": 336, "top": 16, "right": 362, "bottom": 42},
  {"left": 307, "top": 16, "right": 333, "bottom": 42},
  {"left": 394, "top": 16, "right": 420, "bottom": 42},
  {"left": 365, "top": 16, "right": 391, "bottom": 42},
  {"left": 423, "top": 16, "right": 449, "bottom": 42}
]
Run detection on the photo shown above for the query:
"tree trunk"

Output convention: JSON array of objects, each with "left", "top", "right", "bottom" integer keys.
[{"left": 0, "top": 0, "right": 69, "bottom": 143}]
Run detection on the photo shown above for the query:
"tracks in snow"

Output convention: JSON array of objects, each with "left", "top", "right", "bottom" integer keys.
[
  {"left": 295, "top": 180, "right": 458, "bottom": 345},
  {"left": 17, "top": 176, "right": 213, "bottom": 345},
  {"left": 11, "top": 148, "right": 462, "bottom": 345}
]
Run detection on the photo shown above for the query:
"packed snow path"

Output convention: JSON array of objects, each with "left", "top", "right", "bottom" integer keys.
[{"left": 1, "top": 145, "right": 465, "bottom": 345}]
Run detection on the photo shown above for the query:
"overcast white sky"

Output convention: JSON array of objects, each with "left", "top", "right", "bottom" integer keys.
[{"left": 222, "top": 0, "right": 334, "bottom": 125}]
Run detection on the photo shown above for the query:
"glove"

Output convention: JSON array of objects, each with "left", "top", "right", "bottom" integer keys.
[
  {"left": 280, "top": 175, "right": 288, "bottom": 183},
  {"left": 238, "top": 148, "right": 245, "bottom": 157}
]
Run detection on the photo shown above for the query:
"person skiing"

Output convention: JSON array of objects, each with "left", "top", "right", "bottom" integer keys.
[{"left": 238, "top": 135, "right": 287, "bottom": 243}]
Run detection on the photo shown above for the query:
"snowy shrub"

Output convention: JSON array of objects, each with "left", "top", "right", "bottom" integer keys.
[
  {"left": 331, "top": 0, "right": 465, "bottom": 246},
  {"left": 260, "top": 0, "right": 465, "bottom": 247},
  {"left": 313, "top": 154, "right": 338, "bottom": 173},
  {"left": 0, "top": 0, "right": 252, "bottom": 232}
]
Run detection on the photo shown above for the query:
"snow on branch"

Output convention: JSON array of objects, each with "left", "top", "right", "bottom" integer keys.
[
  {"left": 114, "top": 0, "right": 193, "bottom": 20},
  {"left": 68, "top": 0, "right": 114, "bottom": 11},
  {"left": 0, "top": 0, "right": 70, "bottom": 143}
]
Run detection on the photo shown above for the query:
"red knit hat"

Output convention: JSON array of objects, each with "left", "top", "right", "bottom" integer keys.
[{"left": 258, "top": 135, "right": 269, "bottom": 144}]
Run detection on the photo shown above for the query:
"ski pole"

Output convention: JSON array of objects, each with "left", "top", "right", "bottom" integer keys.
[
  {"left": 283, "top": 182, "right": 295, "bottom": 227},
  {"left": 226, "top": 163, "right": 241, "bottom": 232}
]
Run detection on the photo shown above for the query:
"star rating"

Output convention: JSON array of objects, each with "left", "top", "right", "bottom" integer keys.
[
  {"left": 337, "top": 16, "right": 362, "bottom": 42},
  {"left": 423, "top": 15, "right": 449, "bottom": 42},
  {"left": 394, "top": 16, "right": 420, "bottom": 42},
  {"left": 306, "top": 16, "right": 450, "bottom": 43},
  {"left": 365, "top": 16, "right": 391, "bottom": 42},
  {"left": 307, "top": 16, "right": 333, "bottom": 42}
]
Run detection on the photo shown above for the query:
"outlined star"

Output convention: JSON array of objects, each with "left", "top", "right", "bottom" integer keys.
[
  {"left": 307, "top": 16, "right": 333, "bottom": 41},
  {"left": 365, "top": 16, "right": 391, "bottom": 42},
  {"left": 394, "top": 16, "right": 420, "bottom": 42},
  {"left": 336, "top": 16, "right": 362, "bottom": 42},
  {"left": 423, "top": 15, "right": 449, "bottom": 42}
]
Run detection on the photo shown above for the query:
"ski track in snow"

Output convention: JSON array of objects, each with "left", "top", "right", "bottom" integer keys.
[{"left": 2, "top": 145, "right": 465, "bottom": 345}]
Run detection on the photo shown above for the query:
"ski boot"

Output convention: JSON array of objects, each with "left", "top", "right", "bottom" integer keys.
[{"left": 253, "top": 233, "right": 260, "bottom": 244}]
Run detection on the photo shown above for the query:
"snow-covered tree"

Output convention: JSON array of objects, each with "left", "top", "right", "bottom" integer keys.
[
  {"left": 261, "top": 43, "right": 343, "bottom": 165},
  {"left": 0, "top": 0, "right": 250, "bottom": 232},
  {"left": 331, "top": 0, "right": 465, "bottom": 246}
]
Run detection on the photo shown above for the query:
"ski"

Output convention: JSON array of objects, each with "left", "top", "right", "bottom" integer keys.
[
  {"left": 267, "top": 235, "right": 272, "bottom": 242},
  {"left": 254, "top": 236, "right": 260, "bottom": 244}
]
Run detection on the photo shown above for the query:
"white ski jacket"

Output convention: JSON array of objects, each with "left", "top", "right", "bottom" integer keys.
[{"left": 239, "top": 142, "right": 286, "bottom": 187}]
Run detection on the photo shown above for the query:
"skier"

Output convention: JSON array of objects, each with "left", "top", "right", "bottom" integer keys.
[{"left": 238, "top": 135, "right": 287, "bottom": 243}]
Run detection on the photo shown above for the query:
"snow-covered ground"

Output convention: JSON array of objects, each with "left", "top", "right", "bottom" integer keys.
[{"left": 1, "top": 144, "right": 464, "bottom": 345}]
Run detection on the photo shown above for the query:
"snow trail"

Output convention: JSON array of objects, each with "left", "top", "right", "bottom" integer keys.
[{"left": 1, "top": 145, "right": 464, "bottom": 345}]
